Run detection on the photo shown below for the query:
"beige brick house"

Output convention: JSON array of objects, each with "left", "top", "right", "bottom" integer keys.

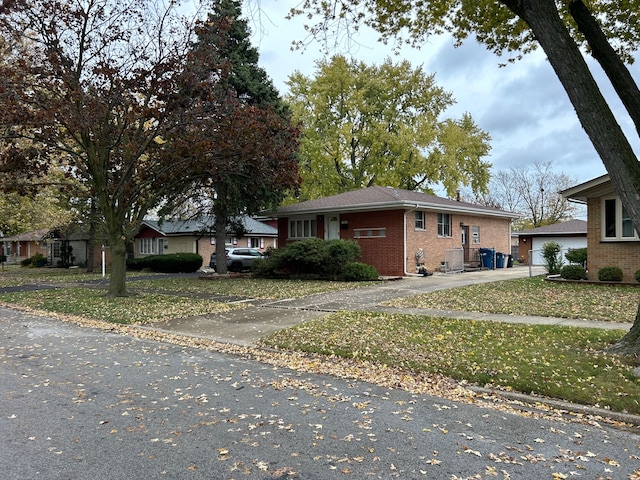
[
  {"left": 562, "top": 174, "right": 640, "bottom": 281},
  {"left": 134, "top": 217, "right": 278, "bottom": 267},
  {"left": 274, "top": 186, "right": 516, "bottom": 276}
]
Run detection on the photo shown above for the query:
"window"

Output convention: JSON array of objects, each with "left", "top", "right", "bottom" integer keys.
[
  {"left": 249, "top": 237, "right": 262, "bottom": 248},
  {"left": 414, "top": 211, "right": 425, "bottom": 230},
  {"left": 472, "top": 226, "right": 480, "bottom": 244},
  {"left": 53, "top": 241, "right": 61, "bottom": 258},
  {"left": 437, "top": 213, "right": 451, "bottom": 237},
  {"left": 603, "top": 197, "right": 638, "bottom": 240},
  {"left": 354, "top": 228, "right": 386, "bottom": 238},
  {"left": 139, "top": 238, "right": 155, "bottom": 254},
  {"left": 289, "top": 218, "right": 317, "bottom": 239}
]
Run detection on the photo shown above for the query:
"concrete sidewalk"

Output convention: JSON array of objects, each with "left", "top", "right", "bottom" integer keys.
[{"left": 147, "top": 265, "right": 633, "bottom": 346}]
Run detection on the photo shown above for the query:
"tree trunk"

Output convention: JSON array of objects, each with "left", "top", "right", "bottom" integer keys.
[
  {"left": 568, "top": 0, "right": 640, "bottom": 138},
  {"left": 107, "top": 234, "right": 128, "bottom": 296},
  {"left": 501, "top": 0, "right": 640, "bottom": 356},
  {"left": 607, "top": 303, "right": 640, "bottom": 358},
  {"left": 214, "top": 208, "right": 229, "bottom": 274}
]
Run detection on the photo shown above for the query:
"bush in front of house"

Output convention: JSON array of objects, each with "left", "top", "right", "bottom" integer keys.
[
  {"left": 560, "top": 264, "right": 587, "bottom": 280},
  {"left": 564, "top": 247, "right": 587, "bottom": 268},
  {"left": 541, "top": 241, "right": 564, "bottom": 275},
  {"left": 635, "top": 269, "right": 640, "bottom": 282},
  {"left": 21, "top": 252, "right": 46, "bottom": 268},
  {"left": 126, "top": 257, "right": 148, "bottom": 271},
  {"left": 341, "top": 262, "right": 379, "bottom": 281},
  {"left": 134, "top": 253, "right": 203, "bottom": 273},
  {"left": 598, "top": 266, "right": 623, "bottom": 282},
  {"left": 252, "top": 239, "right": 366, "bottom": 280}
]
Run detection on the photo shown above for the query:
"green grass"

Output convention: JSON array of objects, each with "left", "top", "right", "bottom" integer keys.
[
  {"left": 259, "top": 311, "right": 640, "bottom": 415},
  {"left": 0, "top": 287, "right": 237, "bottom": 324},
  {"left": 132, "top": 276, "right": 377, "bottom": 299},
  {"left": 384, "top": 276, "right": 640, "bottom": 322}
]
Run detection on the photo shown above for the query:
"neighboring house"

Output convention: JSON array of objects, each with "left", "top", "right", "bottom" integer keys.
[
  {"left": 561, "top": 174, "right": 640, "bottom": 281},
  {"left": 0, "top": 227, "right": 109, "bottom": 269},
  {"left": 134, "top": 216, "right": 278, "bottom": 266},
  {"left": 273, "top": 186, "right": 517, "bottom": 277},
  {"left": 515, "top": 219, "right": 587, "bottom": 266}
]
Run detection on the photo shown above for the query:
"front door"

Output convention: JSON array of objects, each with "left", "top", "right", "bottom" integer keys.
[
  {"left": 461, "top": 225, "right": 470, "bottom": 262},
  {"left": 327, "top": 215, "right": 340, "bottom": 240}
]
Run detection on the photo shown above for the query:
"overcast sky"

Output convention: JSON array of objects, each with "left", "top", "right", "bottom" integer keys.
[{"left": 248, "top": 2, "right": 639, "bottom": 192}]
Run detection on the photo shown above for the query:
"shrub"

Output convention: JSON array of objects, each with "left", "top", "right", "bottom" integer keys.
[
  {"left": 20, "top": 257, "right": 32, "bottom": 267},
  {"left": 598, "top": 266, "right": 623, "bottom": 282},
  {"left": 137, "top": 253, "right": 203, "bottom": 273},
  {"left": 341, "top": 262, "right": 379, "bottom": 281},
  {"left": 635, "top": 269, "right": 640, "bottom": 282},
  {"left": 255, "top": 239, "right": 363, "bottom": 279},
  {"left": 560, "top": 264, "right": 587, "bottom": 280},
  {"left": 541, "top": 241, "right": 564, "bottom": 275},
  {"left": 0, "top": 254, "right": 6, "bottom": 263},
  {"left": 126, "top": 257, "right": 148, "bottom": 271},
  {"left": 564, "top": 247, "right": 587, "bottom": 268},
  {"left": 21, "top": 252, "right": 46, "bottom": 268}
]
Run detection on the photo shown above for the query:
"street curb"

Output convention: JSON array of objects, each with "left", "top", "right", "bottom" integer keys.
[{"left": 469, "top": 385, "right": 640, "bottom": 428}]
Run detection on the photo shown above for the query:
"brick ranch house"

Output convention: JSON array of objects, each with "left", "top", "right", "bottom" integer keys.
[
  {"left": 134, "top": 216, "right": 278, "bottom": 267},
  {"left": 561, "top": 174, "right": 640, "bottom": 281},
  {"left": 273, "top": 186, "right": 517, "bottom": 277}
]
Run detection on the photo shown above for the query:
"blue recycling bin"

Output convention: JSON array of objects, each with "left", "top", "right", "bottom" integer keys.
[
  {"left": 496, "top": 252, "right": 505, "bottom": 268},
  {"left": 479, "top": 248, "right": 495, "bottom": 269}
]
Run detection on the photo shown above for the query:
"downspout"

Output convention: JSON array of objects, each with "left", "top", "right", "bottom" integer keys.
[{"left": 404, "top": 205, "right": 420, "bottom": 276}]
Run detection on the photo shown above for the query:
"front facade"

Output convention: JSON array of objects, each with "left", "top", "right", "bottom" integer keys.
[
  {"left": 516, "top": 219, "right": 587, "bottom": 265},
  {"left": 134, "top": 217, "right": 278, "bottom": 267},
  {"left": 275, "top": 186, "right": 516, "bottom": 277},
  {"left": 562, "top": 174, "right": 640, "bottom": 281},
  {"left": 1, "top": 228, "right": 109, "bottom": 269}
]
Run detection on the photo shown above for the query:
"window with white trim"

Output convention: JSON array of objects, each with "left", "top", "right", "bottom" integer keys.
[
  {"left": 289, "top": 218, "right": 317, "bottom": 239},
  {"left": 414, "top": 211, "right": 425, "bottom": 230},
  {"left": 249, "top": 237, "right": 262, "bottom": 248},
  {"left": 437, "top": 213, "right": 451, "bottom": 237},
  {"left": 472, "top": 225, "right": 480, "bottom": 244},
  {"left": 354, "top": 228, "right": 386, "bottom": 238},
  {"left": 603, "top": 197, "right": 638, "bottom": 240},
  {"left": 139, "top": 238, "right": 155, "bottom": 254}
]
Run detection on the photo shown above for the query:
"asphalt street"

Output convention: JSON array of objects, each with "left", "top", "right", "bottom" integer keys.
[{"left": 2, "top": 306, "right": 640, "bottom": 479}]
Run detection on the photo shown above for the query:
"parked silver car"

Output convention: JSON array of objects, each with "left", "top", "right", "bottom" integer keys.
[{"left": 209, "top": 248, "right": 264, "bottom": 272}]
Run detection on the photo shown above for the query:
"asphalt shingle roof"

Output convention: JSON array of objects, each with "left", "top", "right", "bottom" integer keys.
[
  {"left": 276, "top": 186, "right": 516, "bottom": 219},
  {"left": 142, "top": 216, "right": 277, "bottom": 236},
  {"left": 516, "top": 219, "right": 587, "bottom": 236}
]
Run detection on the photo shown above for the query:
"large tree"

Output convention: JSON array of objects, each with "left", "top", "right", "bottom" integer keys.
[
  {"left": 286, "top": 55, "right": 491, "bottom": 199},
  {"left": 0, "top": 0, "right": 242, "bottom": 295},
  {"left": 290, "top": 1, "right": 640, "bottom": 355},
  {"left": 472, "top": 161, "right": 582, "bottom": 229},
  {"left": 172, "top": 0, "right": 300, "bottom": 274}
]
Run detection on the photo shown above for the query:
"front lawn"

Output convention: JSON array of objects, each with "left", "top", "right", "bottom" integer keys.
[
  {"left": 0, "top": 288, "right": 238, "bottom": 324},
  {"left": 260, "top": 311, "right": 639, "bottom": 415},
  {"left": 384, "top": 276, "right": 640, "bottom": 322}
]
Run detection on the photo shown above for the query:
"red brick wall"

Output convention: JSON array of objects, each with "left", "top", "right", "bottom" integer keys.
[
  {"left": 586, "top": 198, "right": 640, "bottom": 281},
  {"left": 279, "top": 210, "right": 511, "bottom": 277}
]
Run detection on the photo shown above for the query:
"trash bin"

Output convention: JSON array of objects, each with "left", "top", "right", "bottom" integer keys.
[
  {"left": 479, "top": 248, "right": 495, "bottom": 269},
  {"left": 507, "top": 255, "right": 514, "bottom": 268},
  {"left": 496, "top": 252, "right": 505, "bottom": 268}
]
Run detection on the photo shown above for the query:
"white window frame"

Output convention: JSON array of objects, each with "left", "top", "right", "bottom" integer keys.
[
  {"left": 249, "top": 237, "right": 263, "bottom": 249},
  {"left": 602, "top": 197, "right": 639, "bottom": 241},
  {"left": 437, "top": 213, "right": 451, "bottom": 237},
  {"left": 139, "top": 238, "right": 155, "bottom": 254},
  {"left": 289, "top": 218, "right": 317, "bottom": 239},
  {"left": 414, "top": 211, "right": 425, "bottom": 230}
]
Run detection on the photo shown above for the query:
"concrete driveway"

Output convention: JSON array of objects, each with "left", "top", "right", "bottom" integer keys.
[{"left": 147, "top": 265, "right": 556, "bottom": 346}]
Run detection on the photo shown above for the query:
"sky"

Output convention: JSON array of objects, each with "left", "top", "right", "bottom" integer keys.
[{"left": 246, "top": 1, "right": 640, "bottom": 193}]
